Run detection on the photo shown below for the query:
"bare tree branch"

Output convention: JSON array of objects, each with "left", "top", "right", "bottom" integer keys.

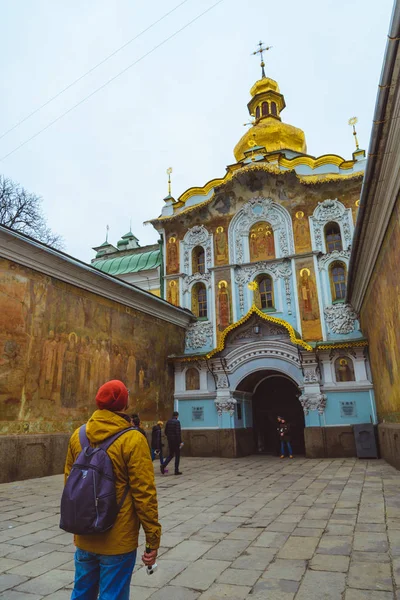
[{"left": 0, "top": 175, "right": 64, "bottom": 249}]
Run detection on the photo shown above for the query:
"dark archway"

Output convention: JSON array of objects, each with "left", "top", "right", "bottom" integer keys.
[{"left": 237, "top": 370, "right": 305, "bottom": 456}]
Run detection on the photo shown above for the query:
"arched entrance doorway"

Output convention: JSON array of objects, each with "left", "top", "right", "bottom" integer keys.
[{"left": 236, "top": 370, "right": 305, "bottom": 455}]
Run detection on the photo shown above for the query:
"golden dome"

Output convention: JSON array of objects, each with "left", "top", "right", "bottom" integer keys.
[{"left": 234, "top": 76, "right": 307, "bottom": 161}]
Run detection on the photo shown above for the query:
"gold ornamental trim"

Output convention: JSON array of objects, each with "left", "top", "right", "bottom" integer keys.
[
  {"left": 150, "top": 163, "right": 364, "bottom": 224},
  {"left": 177, "top": 304, "right": 313, "bottom": 363},
  {"left": 298, "top": 171, "right": 364, "bottom": 185},
  {"left": 316, "top": 340, "right": 369, "bottom": 350}
]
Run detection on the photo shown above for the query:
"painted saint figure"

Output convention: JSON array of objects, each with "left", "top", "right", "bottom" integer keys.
[
  {"left": 139, "top": 367, "right": 145, "bottom": 390},
  {"left": 167, "top": 236, "right": 179, "bottom": 273},
  {"left": 39, "top": 330, "right": 58, "bottom": 399},
  {"left": 168, "top": 281, "right": 179, "bottom": 306},
  {"left": 217, "top": 281, "right": 230, "bottom": 331},
  {"left": 215, "top": 226, "right": 228, "bottom": 263},
  {"left": 299, "top": 268, "right": 318, "bottom": 321},
  {"left": 61, "top": 333, "right": 79, "bottom": 408},
  {"left": 335, "top": 357, "right": 355, "bottom": 382}
]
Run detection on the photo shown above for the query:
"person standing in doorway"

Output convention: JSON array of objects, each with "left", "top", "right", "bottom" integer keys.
[
  {"left": 161, "top": 411, "right": 183, "bottom": 475},
  {"left": 277, "top": 416, "right": 293, "bottom": 459}
]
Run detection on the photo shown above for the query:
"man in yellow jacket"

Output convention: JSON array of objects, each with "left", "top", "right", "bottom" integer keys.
[{"left": 64, "top": 379, "right": 161, "bottom": 600}]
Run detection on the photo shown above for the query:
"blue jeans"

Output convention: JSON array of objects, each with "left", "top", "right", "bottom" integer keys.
[
  {"left": 281, "top": 440, "right": 293, "bottom": 456},
  {"left": 71, "top": 548, "right": 137, "bottom": 600}
]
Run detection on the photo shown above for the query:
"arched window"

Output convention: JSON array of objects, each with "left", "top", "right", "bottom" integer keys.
[
  {"left": 334, "top": 356, "right": 355, "bottom": 382},
  {"left": 330, "top": 261, "right": 347, "bottom": 301},
  {"left": 258, "top": 275, "right": 274, "bottom": 310},
  {"left": 186, "top": 368, "right": 200, "bottom": 390},
  {"left": 255, "top": 106, "right": 260, "bottom": 120},
  {"left": 271, "top": 101, "right": 277, "bottom": 116},
  {"left": 324, "top": 222, "right": 343, "bottom": 252},
  {"left": 192, "top": 283, "right": 208, "bottom": 318},
  {"left": 262, "top": 101, "right": 269, "bottom": 116},
  {"left": 192, "top": 246, "right": 205, "bottom": 274}
]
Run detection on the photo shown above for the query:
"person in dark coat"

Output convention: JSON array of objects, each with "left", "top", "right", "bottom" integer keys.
[
  {"left": 130, "top": 414, "right": 147, "bottom": 438},
  {"left": 161, "top": 411, "right": 183, "bottom": 475},
  {"left": 277, "top": 416, "right": 293, "bottom": 458},
  {"left": 151, "top": 421, "right": 165, "bottom": 466}
]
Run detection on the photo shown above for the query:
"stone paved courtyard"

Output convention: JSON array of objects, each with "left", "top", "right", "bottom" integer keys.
[{"left": 0, "top": 456, "right": 400, "bottom": 599}]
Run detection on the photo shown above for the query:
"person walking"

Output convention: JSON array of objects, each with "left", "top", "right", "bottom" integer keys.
[
  {"left": 161, "top": 411, "right": 183, "bottom": 475},
  {"left": 151, "top": 420, "right": 165, "bottom": 465},
  {"left": 277, "top": 416, "right": 293, "bottom": 458},
  {"left": 63, "top": 380, "right": 161, "bottom": 600}
]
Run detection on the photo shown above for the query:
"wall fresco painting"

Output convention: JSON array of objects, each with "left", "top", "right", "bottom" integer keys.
[
  {"left": 293, "top": 210, "right": 311, "bottom": 253},
  {"left": 296, "top": 260, "right": 322, "bottom": 341},
  {"left": 0, "top": 259, "right": 185, "bottom": 434},
  {"left": 214, "top": 226, "right": 229, "bottom": 265},
  {"left": 249, "top": 221, "right": 275, "bottom": 262},
  {"left": 166, "top": 235, "right": 179, "bottom": 274},
  {"left": 360, "top": 202, "right": 400, "bottom": 421},
  {"left": 215, "top": 271, "right": 232, "bottom": 343},
  {"left": 167, "top": 279, "right": 180, "bottom": 306}
]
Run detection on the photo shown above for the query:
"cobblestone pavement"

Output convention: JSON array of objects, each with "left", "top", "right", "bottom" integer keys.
[{"left": 0, "top": 456, "right": 400, "bottom": 599}]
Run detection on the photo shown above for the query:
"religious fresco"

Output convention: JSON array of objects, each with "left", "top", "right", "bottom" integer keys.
[
  {"left": 166, "top": 235, "right": 179, "bottom": 274},
  {"left": 167, "top": 279, "right": 180, "bottom": 306},
  {"left": 293, "top": 210, "right": 311, "bottom": 253},
  {"left": 0, "top": 258, "right": 185, "bottom": 434},
  {"left": 249, "top": 221, "right": 275, "bottom": 262},
  {"left": 296, "top": 260, "right": 322, "bottom": 341},
  {"left": 214, "top": 271, "right": 232, "bottom": 341},
  {"left": 334, "top": 357, "right": 355, "bottom": 382},
  {"left": 214, "top": 225, "right": 229, "bottom": 265},
  {"left": 360, "top": 202, "right": 400, "bottom": 421}
]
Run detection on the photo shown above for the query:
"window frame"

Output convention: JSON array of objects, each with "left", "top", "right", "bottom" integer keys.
[
  {"left": 258, "top": 275, "right": 275, "bottom": 310},
  {"left": 329, "top": 261, "right": 347, "bottom": 302},
  {"left": 324, "top": 222, "right": 343, "bottom": 253}
]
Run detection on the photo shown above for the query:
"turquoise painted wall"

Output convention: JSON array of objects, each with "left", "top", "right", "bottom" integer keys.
[
  {"left": 324, "top": 390, "right": 376, "bottom": 425},
  {"left": 178, "top": 398, "right": 218, "bottom": 428}
]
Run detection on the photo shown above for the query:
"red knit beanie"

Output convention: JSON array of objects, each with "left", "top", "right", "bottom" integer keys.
[{"left": 95, "top": 380, "right": 128, "bottom": 412}]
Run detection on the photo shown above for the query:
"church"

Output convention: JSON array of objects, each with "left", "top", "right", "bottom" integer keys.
[{"left": 93, "top": 52, "right": 376, "bottom": 459}]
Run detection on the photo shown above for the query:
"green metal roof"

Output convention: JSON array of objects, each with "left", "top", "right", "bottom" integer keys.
[{"left": 93, "top": 249, "right": 161, "bottom": 276}]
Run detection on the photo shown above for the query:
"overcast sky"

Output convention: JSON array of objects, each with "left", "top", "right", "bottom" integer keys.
[{"left": 1, "top": 0, "right": 394, "bottom": 262}]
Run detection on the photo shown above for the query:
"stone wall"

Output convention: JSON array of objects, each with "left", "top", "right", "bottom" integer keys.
[
  {"left": 182, "top": 428, "right": 255, "bottom": 458},
  {"left": 305, "top": 426, "right": 357, "bottom": 458},
  {"left": 378, "top": 423, "right": 400, "bottom": 471},
  {"left": 359, "top": 201, "right": 400, "bottom": 423},
  {"left": 0, "top": 227, "right": 190, "bottom": 481}
]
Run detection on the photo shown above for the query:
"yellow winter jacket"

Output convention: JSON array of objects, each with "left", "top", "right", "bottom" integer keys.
[{"left": 64, "top": 409, "right": 161, "bottom": 555}]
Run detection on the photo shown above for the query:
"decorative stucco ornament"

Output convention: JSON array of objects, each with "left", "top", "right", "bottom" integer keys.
[
  {"left": 303, "top": 368, "right": 319, "bottom": 383},
  {"left": 215, "top": 401, "right": 236, "bottom": 416},
  {"left": 299, "top": 393, "right": 327, "bottom": 415},
  {"left": 317, "top": 250, "right": 351, "bottom": 271},
  {"left": 182, "top": 271, "right": 212, "bottom": 294},
  {"left": 229, "top": 197, "right": 295, "bottom": 264},
  {"left": 182, "top": 225, "right": 212, "bottom": 273},
  {"left": 234, "top": 260, "right": 292, "bottom": 315},
  {"left": 310, "top": 199, "right": 352, "bottom": 252},
  {"left": 324, "top": 303, "right": 358, "bottom": 334},
  {"left": 185, "top": 321, "right": 214, "bottom": 350},
  {"left": 215, "top": 373, "right": 229, "bottom": 389}
]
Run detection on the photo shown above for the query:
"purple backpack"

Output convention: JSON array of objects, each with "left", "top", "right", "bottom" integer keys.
[{"left": 60, "top": 424, "right": 136, "bottom": 535}]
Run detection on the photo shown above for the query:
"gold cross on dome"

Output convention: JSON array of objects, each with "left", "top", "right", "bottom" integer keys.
[
  {"left": 252, "top": 41, "right": 272, "bottom": 78},
  {"left": 348, "top": 117, "right": 359, "bottom": 150},
  {"left": 166, "top": 167, "right": 173, "bottom": 196}
]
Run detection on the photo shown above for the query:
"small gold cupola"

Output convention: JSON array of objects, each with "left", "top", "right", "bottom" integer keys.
[{"left": 234, "top": 42, "right": 307, "bottom": 161}]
